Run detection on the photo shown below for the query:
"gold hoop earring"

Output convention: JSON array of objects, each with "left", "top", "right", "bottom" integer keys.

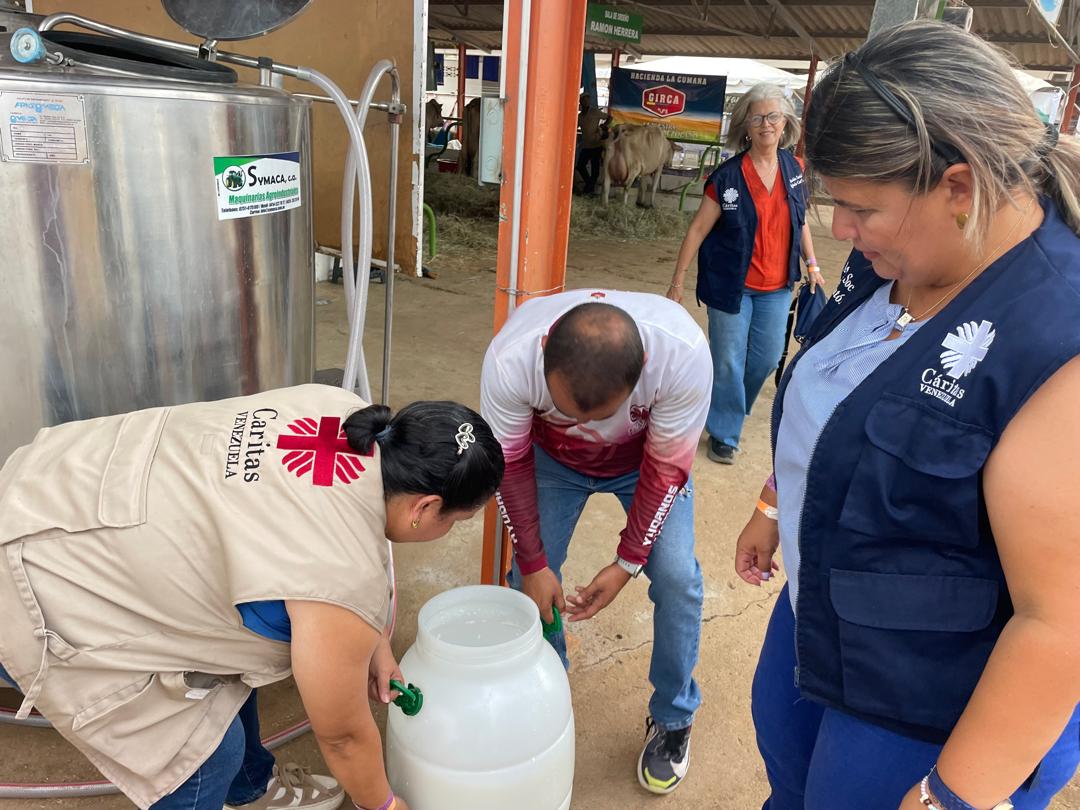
[
  {"left": 411, "top": 519, "right": 420, "bottom": 529},
  {"left": 956, "top": 212, "right": 969, "bottom": 230}
]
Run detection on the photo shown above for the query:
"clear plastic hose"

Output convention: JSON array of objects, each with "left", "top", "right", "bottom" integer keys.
[
  {"left": 340, "top": 60, "right": 399, "bottom": 401},
  {"left": 298, "top": 61, "right": 398, "bottom": 401},
  {"left": 295, "top": 65, "right": 377, "bottom": 400}
]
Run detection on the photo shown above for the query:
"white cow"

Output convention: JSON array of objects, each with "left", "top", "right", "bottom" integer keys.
[{"left": 601, "top": 124, "right": 674, "bottom": 207}]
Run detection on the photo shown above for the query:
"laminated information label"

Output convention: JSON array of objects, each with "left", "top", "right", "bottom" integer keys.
[
  {"left": 214, "top": 152, "right": 303, "bottom": 220},
  {"left": 0, "top": 92, "right": 88, "bottom": 164}
]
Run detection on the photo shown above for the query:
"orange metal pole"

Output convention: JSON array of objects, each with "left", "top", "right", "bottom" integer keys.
[
  {"left": 796, "top": 55, "right": 819, "bottom": 159},
  {"left": 480, "top": 0, "right": 589, "bottom": 586},
  {"left": 1062, "top": 64, "right": 1080, "bottom": 136},
  {"left": 612, "top": 47, "right": 621, "bottom": 69},
  {"left": 456, "top": 42, "right": 467, "bottom": 131}
]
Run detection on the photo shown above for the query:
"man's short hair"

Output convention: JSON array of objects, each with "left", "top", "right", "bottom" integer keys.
[{"left": 543, "top": 302, "right": 645, "bottom": 412}]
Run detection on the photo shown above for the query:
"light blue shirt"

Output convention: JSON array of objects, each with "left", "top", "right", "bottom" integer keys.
[{"left": 775, "top": 281, "right": 924, "bottom": 612}]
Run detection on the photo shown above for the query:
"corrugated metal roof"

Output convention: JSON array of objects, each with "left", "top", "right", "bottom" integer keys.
[{"left": 428, "top": 0, "right": 1079, "bottom": 70}]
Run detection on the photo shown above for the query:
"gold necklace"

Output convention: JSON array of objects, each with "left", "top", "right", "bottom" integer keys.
[
  {"left": 895, "top": 200, "right": 1033, "bottom": 332},
  {"left": 751, "top": 155, "right": 778, "bottom": 192},
  {"left": 754, "top": 156, "right": 778, "bottom": 179}
]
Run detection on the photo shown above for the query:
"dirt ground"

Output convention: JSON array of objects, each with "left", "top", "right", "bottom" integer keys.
[{"left": 1, "top": 202, "right": 1076, "bottom": 809}]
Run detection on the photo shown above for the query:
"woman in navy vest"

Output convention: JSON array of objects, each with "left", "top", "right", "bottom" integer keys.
[
  {"left": 667, "top": 83, "right": 823, "bottom": 465},
  {"left": 733, "top": 21, "right": 1080, "bottom": 810}
]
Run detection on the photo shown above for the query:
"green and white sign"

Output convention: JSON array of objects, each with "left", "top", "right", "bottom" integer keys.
[
  {"left": 586, "top": 4, "right": 643, "bottom": 44},
  {"left": 214, "top": 152, "right": 302, "bottom": 221}
]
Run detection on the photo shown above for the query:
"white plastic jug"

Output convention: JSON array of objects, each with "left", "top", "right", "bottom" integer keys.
[{"left": 386, "top": 585, "right": 575, "bottom": 810}]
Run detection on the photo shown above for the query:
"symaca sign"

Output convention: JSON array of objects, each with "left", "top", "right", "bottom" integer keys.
[{"left": 641, "top": 85, "right": 686, "bottom": 118}]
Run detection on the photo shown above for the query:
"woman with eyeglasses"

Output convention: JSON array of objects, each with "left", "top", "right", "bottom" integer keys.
[
  {"left": 733, "top": 21, "right": 1080, "bottom": 810},
  {"left": 667, "top": 82, "right": 823, "bottom": 466}
]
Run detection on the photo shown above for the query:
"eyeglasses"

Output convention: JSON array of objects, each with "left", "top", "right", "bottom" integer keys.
[
  {"left": 750, "top": 111, "right": 783, "bottom": 127},
  {"left": 842, "top": 51, "right": 962, "bottom": 166}
]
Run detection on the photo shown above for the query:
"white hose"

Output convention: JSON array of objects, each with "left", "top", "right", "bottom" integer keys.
[
  {"left": 340, "top": 61, "right": 400, "bottom": 401},
  {"left": 300, "top": 61, "right": 400, "bottom": 401},
  {"left": 295, "top": 65, "right": 378, "bottom": 400}
]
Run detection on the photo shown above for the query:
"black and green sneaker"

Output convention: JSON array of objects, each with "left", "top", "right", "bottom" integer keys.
[{"left": 637, "top": 717, "right": 691, "bottom": 795}]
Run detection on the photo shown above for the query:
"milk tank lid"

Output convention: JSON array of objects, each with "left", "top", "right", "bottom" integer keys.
[{"left": 162, "top": 0, "right": 314, "bottom": 41}]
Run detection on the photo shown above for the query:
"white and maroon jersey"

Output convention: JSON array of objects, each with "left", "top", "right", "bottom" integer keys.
[{"left": 480, "top": 289, "right": 711, "bottom": 574}]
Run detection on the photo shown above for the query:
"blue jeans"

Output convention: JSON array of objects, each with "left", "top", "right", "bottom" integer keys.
[
  {"left": 706, "top": 287, "right": 792, "bottom": 448},
  {"left": 752, "top": 586, "right": 1080, "bottom": 809},
  {"left": 508, "top": 446, "right": 704, "bottom": 730},
  {"left": 152, "top": 690, "right": 275, "bottom": 809}
]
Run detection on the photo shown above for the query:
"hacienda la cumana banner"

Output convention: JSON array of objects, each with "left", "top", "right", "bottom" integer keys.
[{"left": 609, "top": 67, "right": 727, "bottom": 143}]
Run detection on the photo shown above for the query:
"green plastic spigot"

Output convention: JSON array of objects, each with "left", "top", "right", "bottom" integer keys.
[
  {"left": 541, "top": 606, "right": 562, "bottom": 640},
  {"left": 389, "top": 679, "right": 423, "bottom": 716}
]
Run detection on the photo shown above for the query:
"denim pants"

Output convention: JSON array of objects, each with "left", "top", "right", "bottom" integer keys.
[
  {"left": 151, "top": 690, "right": 275, "bottom": 809},
  {"left": 752, "top": 586, "right": 1080, "bottom": 809},
  {"left": 706, "top": 287, "right": 792, "bottom": 448},
  {"left": 508, "top": 445, "right": 704, "bottom": 731}
]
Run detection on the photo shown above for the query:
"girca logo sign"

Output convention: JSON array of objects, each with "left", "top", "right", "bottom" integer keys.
[
  {"left": 919, "top": 320, "right": 995, "bottom": 408},
  {"left": 641, "top": 85, "right": 685, "bottom": 117}
]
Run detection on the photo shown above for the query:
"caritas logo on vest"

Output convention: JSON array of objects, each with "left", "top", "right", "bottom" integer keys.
[
  {"left": 224, "top": 411, "right": 371, "bottom": 486},
  {"left": 919, "top": 320, "right": 995, "bottom": 408}
]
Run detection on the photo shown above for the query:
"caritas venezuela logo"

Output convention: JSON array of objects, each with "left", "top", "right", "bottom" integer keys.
[{"left": 277, "top": 416, "right": 373, "bottom": 487}]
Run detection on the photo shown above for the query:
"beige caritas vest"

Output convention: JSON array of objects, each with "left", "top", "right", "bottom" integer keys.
[{"left": 0, "top": 384, "right": 391, "bottom": 808}]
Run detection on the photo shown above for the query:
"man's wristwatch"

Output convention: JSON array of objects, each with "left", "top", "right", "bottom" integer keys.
[{"left": 614, "top": 555, "right": 644, "bottom": 578}]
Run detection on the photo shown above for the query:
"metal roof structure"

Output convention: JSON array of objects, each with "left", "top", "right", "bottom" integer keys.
[{"left": 429, "top": 0, "right": 1080, "bottom": 71}]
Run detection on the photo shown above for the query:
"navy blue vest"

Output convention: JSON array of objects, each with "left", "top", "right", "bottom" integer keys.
[
  {"left": 771, "top": 200, "right": 1080, "bottom": 742},
  {"left": 696, "top": 148, "right": 807, "bottom": 314}
]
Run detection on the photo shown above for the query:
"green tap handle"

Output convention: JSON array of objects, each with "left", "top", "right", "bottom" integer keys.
[
  {"left": 389, "top": 679, "right": 423, "bottom": 716},
  {"left": 541, "top": 606, "right": 562, "bottom": 639}
]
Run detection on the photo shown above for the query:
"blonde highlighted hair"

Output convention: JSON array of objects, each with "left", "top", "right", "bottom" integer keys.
[
  {"left": 726, "top": 82, "right": 801, "bottom": 152},
  {"left": 805, "top": 20, "right": 1080, "bottom": 245}
]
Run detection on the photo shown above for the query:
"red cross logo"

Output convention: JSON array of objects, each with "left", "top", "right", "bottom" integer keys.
[{"left": 276, "top": 416, "right": 372, "bottom": 487}]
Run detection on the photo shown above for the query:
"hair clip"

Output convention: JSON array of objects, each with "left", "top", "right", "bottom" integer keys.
[
  {"left": 843, "top": 51, "right": 962, "bottom": 166},
  {"left": 455, "top": 423, "right": 476, "bottom": 455}
]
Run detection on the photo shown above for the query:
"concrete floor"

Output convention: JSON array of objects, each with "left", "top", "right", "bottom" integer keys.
[{"left": 1, "top": 209, "right": 1076, "bottom": 809}]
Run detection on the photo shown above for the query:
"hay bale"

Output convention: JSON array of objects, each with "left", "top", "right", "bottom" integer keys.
[
  {"left": 437, "top": 214, "right": 498, "bottom": 250},
  {"left": 424, "top": 170, "right": 500, "bottom": 219},
  {"left": 422, "top": 169, "right": 692, "bottom": 257},
  {"left": 569, "top": 197, "right": 691, "bottom": 241}
]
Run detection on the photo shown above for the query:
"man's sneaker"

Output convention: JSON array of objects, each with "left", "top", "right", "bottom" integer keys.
[
  {"left": 637, "top": 717, "right": 691, "bottom": 795},
  {"left": 707, "top": 438, "right": 736, "bottom": 465},
  {"left": 224, "top": 762, "right": 345, "bottom": 810}
]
